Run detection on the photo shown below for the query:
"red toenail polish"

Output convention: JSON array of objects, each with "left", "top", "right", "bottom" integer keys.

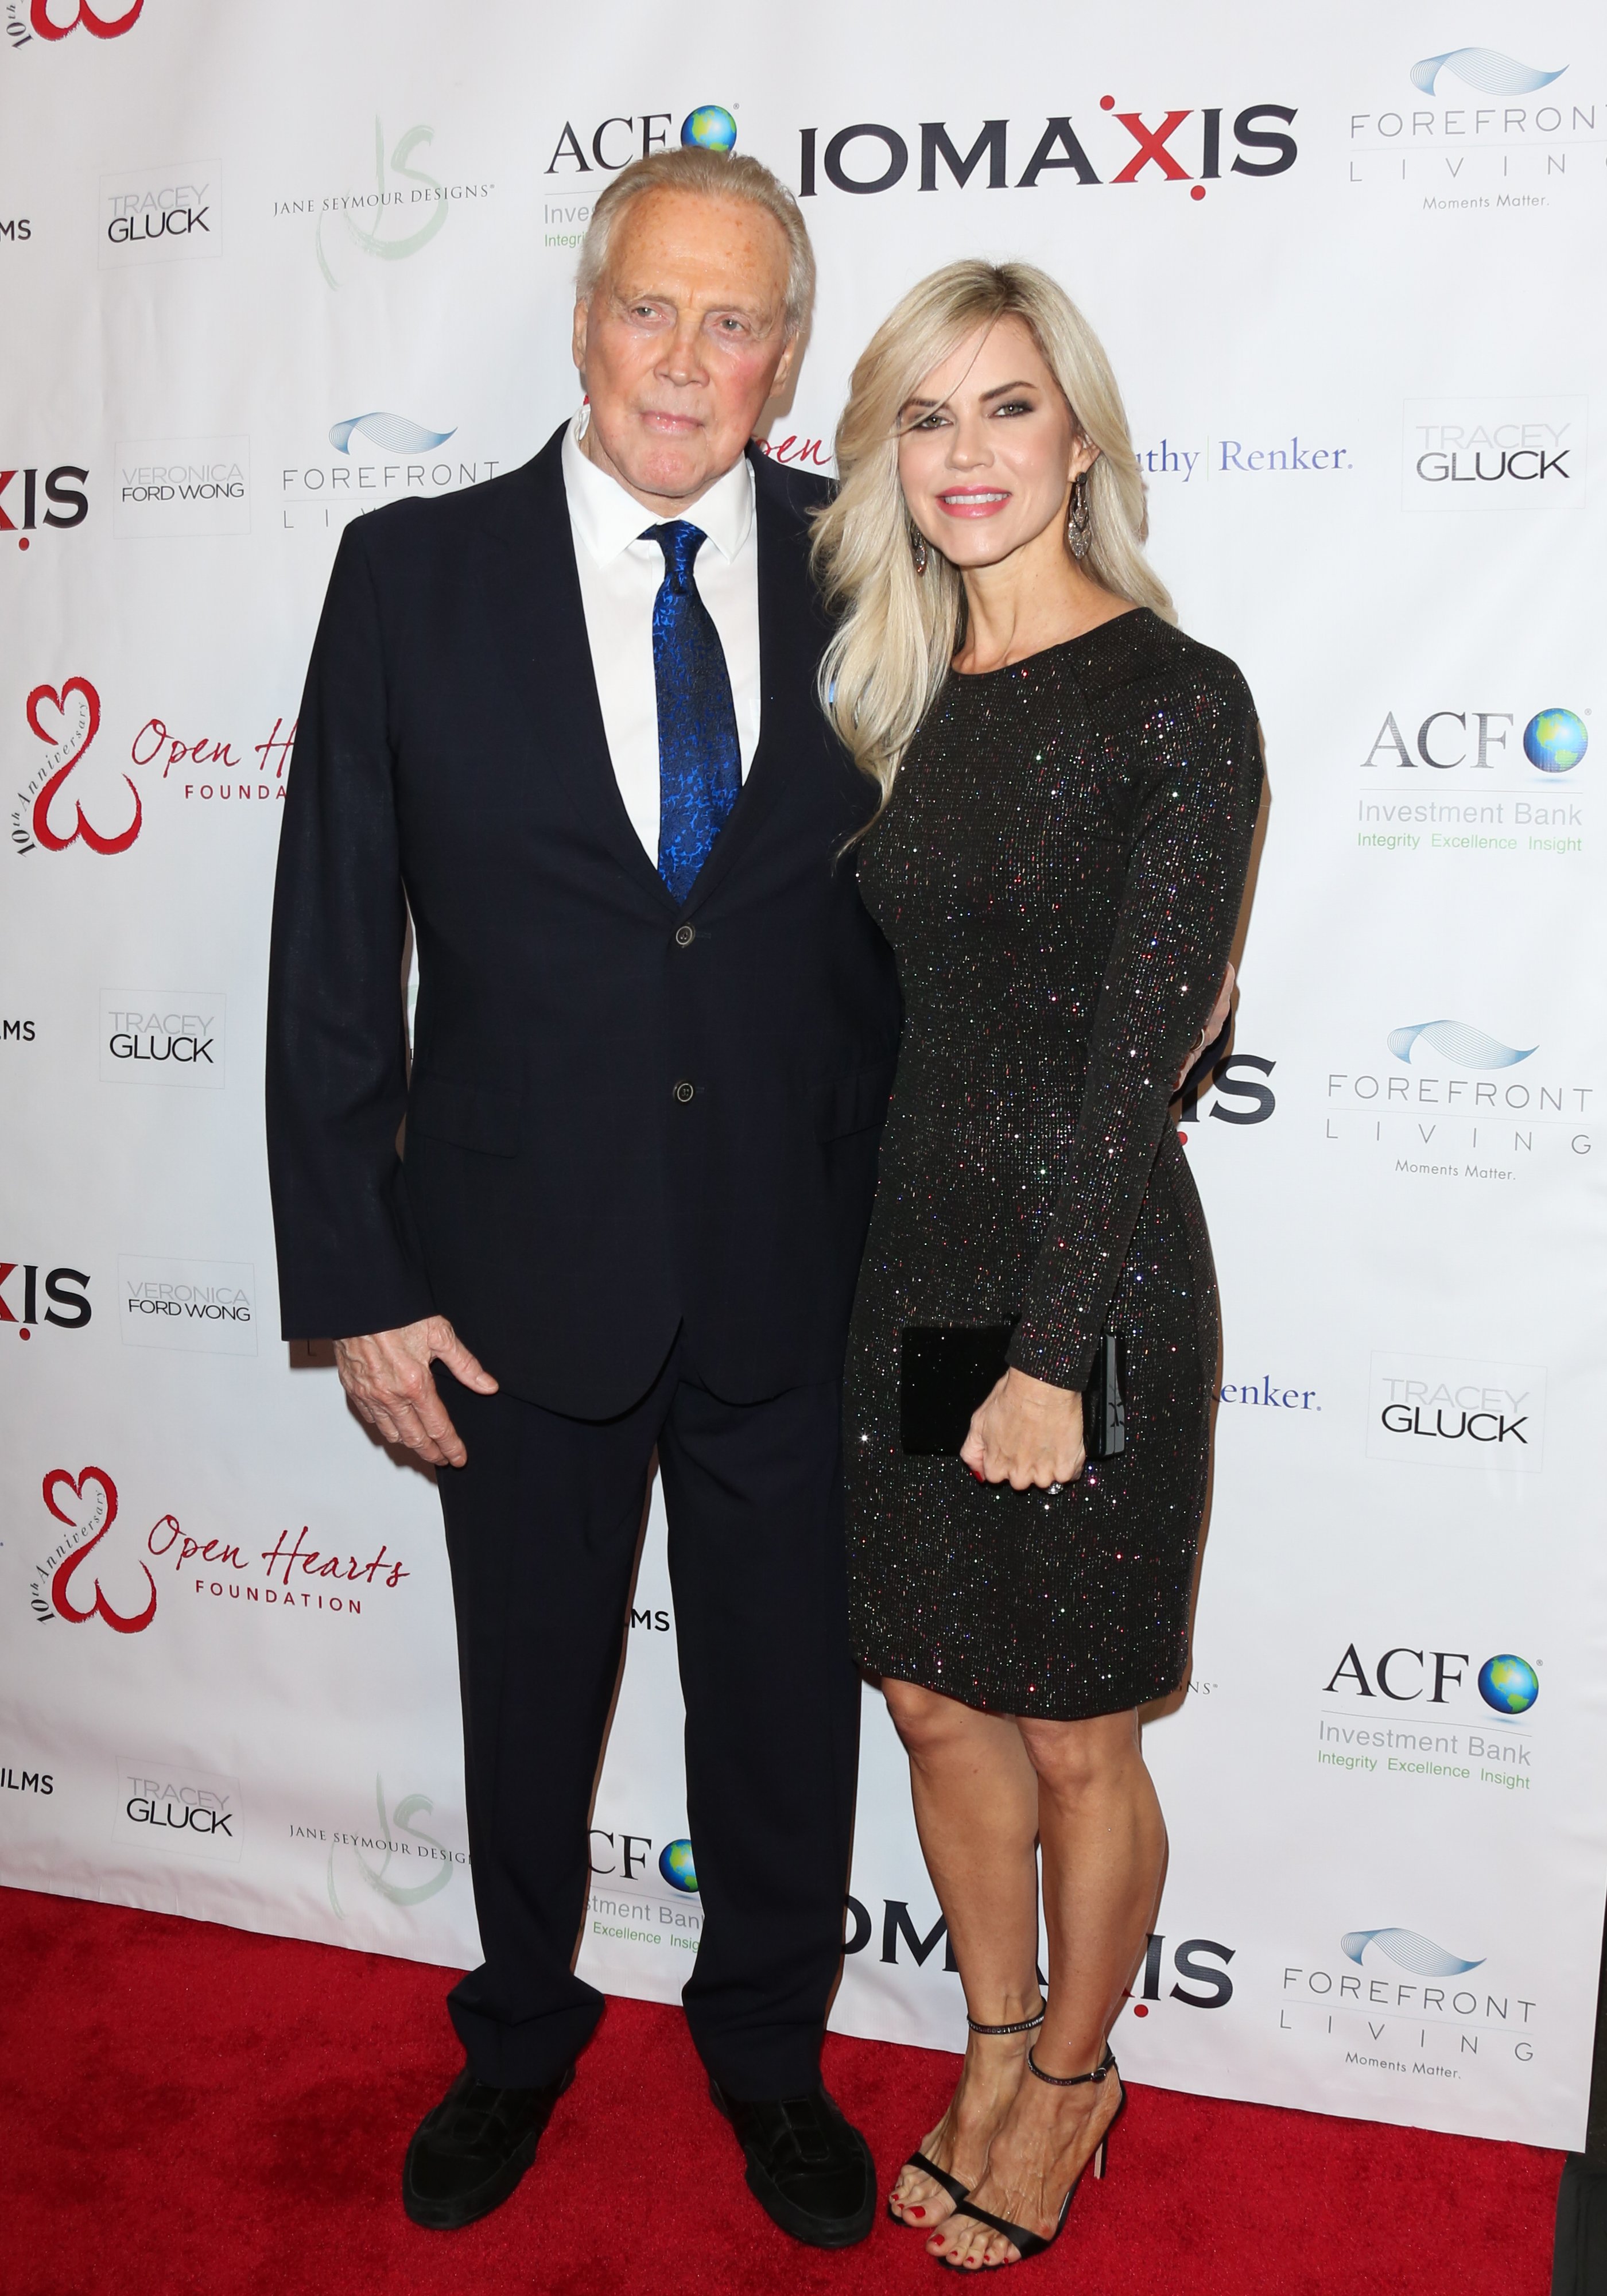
[{"left": 911, "top": 2205, "right": 924, "bottom": 2216}]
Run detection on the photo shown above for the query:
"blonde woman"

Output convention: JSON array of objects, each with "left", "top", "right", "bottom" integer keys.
[{"left": 817, "top": 263, "right": 1261, "bottom": 2271}]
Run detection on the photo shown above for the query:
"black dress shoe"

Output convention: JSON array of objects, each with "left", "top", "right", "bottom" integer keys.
[
  {"left": 709, "top": 2079, "right": 875, "bottom": 2248},
  {"left": 402, "top": 2062, "right": 575, "bottom": 2229}
]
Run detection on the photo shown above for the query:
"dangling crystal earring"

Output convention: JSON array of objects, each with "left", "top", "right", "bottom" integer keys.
[
  {"left": 1067, "top": 470, "right": 1092, "bottom": 560},
  {"left": 576, "top": 397, "right": 591, "bottom": 441},
  {"left": 909, "top": 523, "right": 929, "bottom": 577}
]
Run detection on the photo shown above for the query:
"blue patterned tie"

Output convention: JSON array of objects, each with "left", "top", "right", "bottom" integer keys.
[{"left": 642, "top": 520, "right": 742, "bottom": 903}]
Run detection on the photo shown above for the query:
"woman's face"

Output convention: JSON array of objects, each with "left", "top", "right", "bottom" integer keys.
[{"left": 896, "top": 315, "right": 1096, "bottom": 571}]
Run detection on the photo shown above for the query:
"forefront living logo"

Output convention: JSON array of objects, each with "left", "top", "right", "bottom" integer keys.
[
  {"left": 281, "top": 410, "right": 503, "bottom": 533},
  {"left": 1283, "top": 1924, "right": 1534, "bottom": 2069},
  {"left": 12, "top": 677, "right": 141, "bottom": 858},
  {"left": 1349, "top": 45, "right": 1594, "bottom": 199},
  {"left": 1324, "top": 1017, "right": 1593, "bottom": 1174}
]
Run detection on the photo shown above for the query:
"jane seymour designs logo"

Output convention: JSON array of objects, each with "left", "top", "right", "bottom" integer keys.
[
  {"left": 13, "top": 678, "right": 141, "bottom": 856},
  {"left": 31, "top": 1467, "right": 157, "bottom": 1632}
]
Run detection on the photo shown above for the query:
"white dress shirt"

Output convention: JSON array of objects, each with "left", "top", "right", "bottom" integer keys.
[{"left": 561, "top": 416, "right": 762, "bottom": 866}]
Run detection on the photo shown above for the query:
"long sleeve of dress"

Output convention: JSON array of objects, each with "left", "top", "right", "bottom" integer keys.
[{"left": 1007, "top": 664, "right": 1263, "bottom": 1393}]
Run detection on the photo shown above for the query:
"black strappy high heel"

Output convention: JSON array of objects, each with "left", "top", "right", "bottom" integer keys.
[
  {"left": 889, "top": 2002, "right": 1046, "bottom": 2227},
  {"left": 936, "top": 2041, "right": 1123, "bottom": 2268}
]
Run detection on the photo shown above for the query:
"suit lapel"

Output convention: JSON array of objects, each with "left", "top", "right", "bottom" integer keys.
[
  {"left": 682, "top": 448, "right": 817, "bottom": 916},
  {"left": 481, "top": 427, "right": 673, "bottom": 910}
]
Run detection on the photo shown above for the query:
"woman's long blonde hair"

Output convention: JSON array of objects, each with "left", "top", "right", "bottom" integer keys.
[{"left": 812, "top": 260, "right": 1173, "bottom": 807}]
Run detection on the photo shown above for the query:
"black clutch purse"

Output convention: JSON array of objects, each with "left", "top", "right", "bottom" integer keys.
[{"left": 898, "top": 1325, "right": 1127, "bottom": 1462}]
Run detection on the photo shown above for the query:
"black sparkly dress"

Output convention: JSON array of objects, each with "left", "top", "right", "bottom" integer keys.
[{"left": 844, "top": 608, "right": 1262, "bottom": 1721}]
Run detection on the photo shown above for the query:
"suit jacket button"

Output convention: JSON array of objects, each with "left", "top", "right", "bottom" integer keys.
[
  {"left": 673, "top": 1080, "right": 695, "bottom": 1105},
  {"left": 674, "top": 923, "right": 696, "bottom": 948}
]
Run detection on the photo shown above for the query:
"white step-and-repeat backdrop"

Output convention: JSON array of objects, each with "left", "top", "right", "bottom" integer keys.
[{"left": 3, "top": 0, "right": 1604, "bottom": 2150}]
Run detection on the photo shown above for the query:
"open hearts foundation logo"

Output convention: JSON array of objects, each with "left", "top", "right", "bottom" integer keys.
[
  {"left": 31, "top": 1466, "right": 157, "bottom": 1632},
  {"left": 14, "top": 678, "right": 142, "bottom": 856}
]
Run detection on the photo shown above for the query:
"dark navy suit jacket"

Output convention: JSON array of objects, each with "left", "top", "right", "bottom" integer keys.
[{"left": 266, "top": 423, "right": 900, "bottom": 1417}]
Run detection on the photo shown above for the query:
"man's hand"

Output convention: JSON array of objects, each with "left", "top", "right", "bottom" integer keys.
[
  {"left": 961, "top": 1366, "right": 1086, "bottom": 1491},
  {"left": 333, "top": 1316, "right": 498, "bottom": 1469},
  {"left": 1174, "top": 960, "right": 1236, "bottom": 1094}
]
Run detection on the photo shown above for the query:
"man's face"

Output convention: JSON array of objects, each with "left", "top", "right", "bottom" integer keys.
[{"left": 573, "top": 188, "right": 797, "bottom": 513}]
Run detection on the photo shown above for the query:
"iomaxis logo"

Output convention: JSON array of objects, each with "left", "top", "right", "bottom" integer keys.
[{"left": 797, "top": 99, "right": 1297, "bottom": 200}]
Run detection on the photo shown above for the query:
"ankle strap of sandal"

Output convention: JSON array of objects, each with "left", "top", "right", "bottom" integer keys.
[
  {"left": 965, "top": 2000, "right": 1047, "bottom": 2037},
  {"left": 1027, "top": 2041, "right": 1117, "bottom": 2087}
]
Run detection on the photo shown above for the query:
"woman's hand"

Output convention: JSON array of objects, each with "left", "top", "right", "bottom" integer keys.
[
  {"left": 1174, "top": 960, "right": 1236, "bottom": 1093},
  {"left": 961, "top": 1366, "right": 1086, "bottom": 1490}
]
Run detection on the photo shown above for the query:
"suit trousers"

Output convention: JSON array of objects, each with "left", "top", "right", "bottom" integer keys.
[{"left": 434, "top": 1335, "right": 862, "bottom": 2097}]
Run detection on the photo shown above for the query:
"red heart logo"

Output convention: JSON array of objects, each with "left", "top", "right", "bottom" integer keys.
[
  {"left": 43, "top": 1465, "right": 157, "bottom": 1633},
  {"left": 26, "top": 677, "right": 142, "bottom": 855}
]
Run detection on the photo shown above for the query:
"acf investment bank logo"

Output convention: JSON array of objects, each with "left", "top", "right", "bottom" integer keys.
[{"left": 11, "top": 676, "right": 142, "bottom": 856}]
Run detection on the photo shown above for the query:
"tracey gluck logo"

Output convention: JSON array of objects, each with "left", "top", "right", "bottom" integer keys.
[
  {"left": 100, "top": 990, "right": 226, "bottom": 1087},
  {"left": 1367, "top": 1351, "right": 1546, "bottom": 1473},
  {"left": 12, "top": 677, "right": 141, "bottom": 857},
  {"left": 113, "top": 1756, "right": 242, "bottom": 1864},
  {"left": 1403, "top": 397, "right": 1587, "bottom": 512},
  {"left": 118, "top": 1255, "right": 256, "bottom": 1357},
  {"left": 99, "top": 158, "right": 220, "bottom": 267}
]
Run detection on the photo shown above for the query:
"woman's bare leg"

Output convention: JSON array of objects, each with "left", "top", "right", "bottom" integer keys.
[
  {"left": 930, "top": 1708, "right": 1164, "bottom": 2268},
  {"left": 880, "top": 1677, "right": 1042, "bottom": 2229}
]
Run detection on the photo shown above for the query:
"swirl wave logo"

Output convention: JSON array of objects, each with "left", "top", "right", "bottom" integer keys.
[
  {"left": 1409, "top": 49, "right": 1566, "bottom": 97},
  {"left": 1341, "top": 1927, "right": 1484, "bottom": 1976},
  {"left": 1387, "top": 1020, "right": 1536, "bottom": 1069},
  {"left": 329, "top": 413, "right": 457, "bottom": 455}
]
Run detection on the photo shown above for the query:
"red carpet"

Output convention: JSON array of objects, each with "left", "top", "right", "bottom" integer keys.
[{"left": 0, "top": 1884, "right": 1561, "bottom": 2295}]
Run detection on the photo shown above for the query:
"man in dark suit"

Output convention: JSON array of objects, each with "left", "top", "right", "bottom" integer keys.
[{"left": 266, "top": 147, "right": 899, "bottom": 2245}]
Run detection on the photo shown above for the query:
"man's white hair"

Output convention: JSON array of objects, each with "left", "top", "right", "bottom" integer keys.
[{"left": 576, "top": 146, "right": 816, "bottom": 338}]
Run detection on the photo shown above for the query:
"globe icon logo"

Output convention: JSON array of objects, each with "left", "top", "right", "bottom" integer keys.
[
  {"left": 659, "top": 1837, "right": 698, "bottom": 1893},
  {"left": 1478, "top": 1654, "right": 1538, "bottom": 1716},
  {"left": 682, "top": 106, "right": 737, "bottom": 153},
  {"left": 1523, "top": 708, "right": 1587, "bottom": 773}
]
